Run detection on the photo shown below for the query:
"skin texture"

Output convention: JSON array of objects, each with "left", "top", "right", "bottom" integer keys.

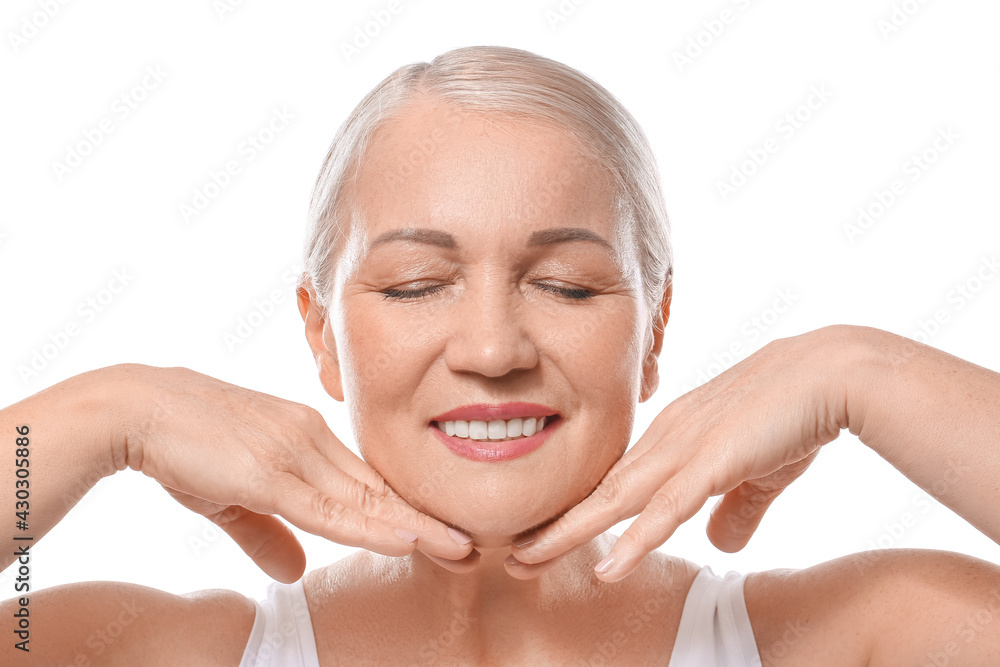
[
  {"left": 301, "top": 94, "right": 668, "bottom": 548},
  {"left": 4, "top": 94, "right": 1000, "bottom": 664},
  {"left": 294, "top": 95, "right": 688, "bottom": 659}
]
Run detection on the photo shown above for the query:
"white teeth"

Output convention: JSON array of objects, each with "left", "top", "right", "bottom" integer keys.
[
  {"left": 469, "top": 420, "right": 488, "bottom": 440},
  {"left": 438, "top": 416, "right": 552, "bottom": 442},
  {"left": 488, "top": 420, "right": 507, "bottom": 440}
]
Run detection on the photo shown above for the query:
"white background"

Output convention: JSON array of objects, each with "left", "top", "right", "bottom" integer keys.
[{"left": 1, "top": 0, "right": 999, "bottom": 606}]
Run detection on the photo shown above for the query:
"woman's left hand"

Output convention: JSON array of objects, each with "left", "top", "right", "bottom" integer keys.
[{"left": 507, "top": 326, "right": 855, "bottom": 582}]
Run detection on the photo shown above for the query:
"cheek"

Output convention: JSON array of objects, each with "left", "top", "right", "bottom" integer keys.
[
  {"left": 544, "top": 300, "right": 644, "bottom": 400},
  {"left": 335, "top": 299, "right": 444, "bottom": 485},
  {"left": 337, "top": 298, "right": 439, "bottom": 406}
]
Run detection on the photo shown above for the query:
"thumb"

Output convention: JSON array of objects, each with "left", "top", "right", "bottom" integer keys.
[
  {"left": 705, "top": 482, "right": 781, "bottom": 553},
  {"left": 215, "top": 507, "right": 307, "bottom": 583}
]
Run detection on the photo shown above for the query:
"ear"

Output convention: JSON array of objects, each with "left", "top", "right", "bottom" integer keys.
[
  {"left": 639, "top": 276, "right": 672, "bottom": 403},
  {"left": 296, "top": 274, "right": 345, "bottom": 402}
]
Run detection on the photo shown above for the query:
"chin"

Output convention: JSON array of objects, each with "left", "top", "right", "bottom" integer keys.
[{"left": 397, "top": 474, "right": 596, "bottom": 546}]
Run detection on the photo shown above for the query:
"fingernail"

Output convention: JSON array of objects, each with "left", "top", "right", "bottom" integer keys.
[
  {"left": 504, "top": 554, "right": 521, "bottom": 567},
  {"left": 513, "top": 532, "right": 536, "bottom": 548},
  {"left": 594, "top": 554, "right": 615, "bottom": 574},
  {"left": 448, "top": 527, "right": 473, "bottom": 545},
  {"left": 395, "top": 528, "right": 419, "bottom": 543}
]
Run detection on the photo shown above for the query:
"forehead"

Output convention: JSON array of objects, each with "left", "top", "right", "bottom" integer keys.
[{"left": 345, "top": 97, "right": 619, "bottom": 245}]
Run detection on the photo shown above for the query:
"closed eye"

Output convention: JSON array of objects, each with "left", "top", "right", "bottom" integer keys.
[
  {"left": 534, "top": 282, "right": 595, "bottom": 300},
  {"left": 380, "top": 282, "right": 596, "bottom": 301},
  {"left": 380, "top": 285, "right": 446, "bottom": 301}
]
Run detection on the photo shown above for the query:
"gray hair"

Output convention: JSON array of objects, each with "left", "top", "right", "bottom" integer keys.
[{"left": 302, "top": 45, "right": 672, "bottom": 334}]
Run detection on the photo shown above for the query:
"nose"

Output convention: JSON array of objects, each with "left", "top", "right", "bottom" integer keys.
[{"left": 443, "top": 274, "right": 539, "bottom": 378}]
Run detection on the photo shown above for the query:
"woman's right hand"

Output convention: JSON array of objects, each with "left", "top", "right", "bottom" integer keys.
[{"left": 110, "top": 363, "right": 476, "bottom": 582}]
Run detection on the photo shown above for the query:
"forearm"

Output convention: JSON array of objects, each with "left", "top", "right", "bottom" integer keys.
[
  {"left": 840, "top": 325, "right": 1000, "bottom": 542},
  {"left": 0, "top": 365, "right": 128, "bottom": 570}
]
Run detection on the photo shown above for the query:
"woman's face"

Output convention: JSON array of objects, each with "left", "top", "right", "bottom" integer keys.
[{"left": 304, "top": 97, "right": 666, "bottom": 546}]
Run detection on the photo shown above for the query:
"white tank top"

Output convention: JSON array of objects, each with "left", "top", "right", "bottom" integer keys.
[{"left": 238, "top": 564, "right": 760, "bottom": 666}]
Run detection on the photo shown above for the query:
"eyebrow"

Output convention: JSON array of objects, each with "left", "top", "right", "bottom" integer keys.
[{"left": 367, "top": 226, "right": 613, "bottom": 253}]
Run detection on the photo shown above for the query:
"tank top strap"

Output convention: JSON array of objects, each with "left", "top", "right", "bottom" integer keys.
[
  {"left": 667, "top": 564, "right": 761, "bottom": 666},
  {"left": 239, "top": 577, "right": 320, "bottom": 667}
]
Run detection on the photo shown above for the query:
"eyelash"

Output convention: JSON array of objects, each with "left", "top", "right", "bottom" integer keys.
[{"left": 380, "top": 283, "right": 595, "bottom": 301}]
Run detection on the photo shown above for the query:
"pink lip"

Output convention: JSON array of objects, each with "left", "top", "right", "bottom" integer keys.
[
  {"left": 429, "top": 415, "right": 561, "bottom": 462},
  {"left": 430, "top": 402, "right": 558, "bottom": 422}
]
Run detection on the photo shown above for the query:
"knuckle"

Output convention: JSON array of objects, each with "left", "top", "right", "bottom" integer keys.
[
  {"left": 352, "top": 482, "right": 387, "bottom": 518},
  {"left": 294, "top": 403, "right": 327, "bottom": 430},
  {"left": 592, "top": 476, "right": 624, "bottom": 507},
  {"left": 313, "top": 492, "right": 349, "bottom": 528},
  {"left": 257, "top": 445, "right": 297, "bottom": 476},
  {"left": 645, "top": 489, "right": 678, "bottom": 517},
  {"left": 615, "top": 526, "right": 651, "bottom": 554},
  {"left": 366, "top": 474, "right": 392, "bottom": 499}
]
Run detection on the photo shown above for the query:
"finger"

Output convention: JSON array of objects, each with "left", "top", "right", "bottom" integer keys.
[
  {"left": 268, "top": 473, "right": 419, "bottom": 557},
  {"left": 503, "top": 551, "right": 569, "bottom": 580},
  {"left": 295, "top": 450, "right": 474, "bottom": 559},
  {"left": 706, "top": 482, "right": 782, "bottom": 553},
  {"left": 591, "top": 461, "right": 715, "bottom": 583},
  {"left": 213, "top": 507, "right": 307, "bottom": 584},
  {"left": 307, "top": 417, "right": 394, "bottom": 490},
  {"left": 420, "top": 549, "right": 482, "bottom": 574},
  {"left": 511, "top": 455, "right": 674, "bottom": 565}
]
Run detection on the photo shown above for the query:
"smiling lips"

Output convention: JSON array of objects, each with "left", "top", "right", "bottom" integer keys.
[{"left": 429, "top": 402, "right": 561, "bottom": 461}]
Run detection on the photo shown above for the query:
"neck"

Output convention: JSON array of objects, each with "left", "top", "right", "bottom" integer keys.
[{"left": 397, "top": 533, "right": 615, "bottom": 621}]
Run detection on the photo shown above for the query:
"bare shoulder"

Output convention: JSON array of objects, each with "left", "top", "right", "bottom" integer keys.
[
  {"left": 0, "top": 580, "right": 256, "bottom": 666},
  {"left": 744, "top": 548, "right": 1000, "bottom": 666}
]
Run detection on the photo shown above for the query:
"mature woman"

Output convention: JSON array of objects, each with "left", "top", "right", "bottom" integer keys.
[{"left": 3, "top": 46, "right": 1000, "bottom": 665}]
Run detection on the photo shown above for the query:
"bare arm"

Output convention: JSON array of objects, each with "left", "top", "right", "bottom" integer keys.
[
  {"left": 846, "top": 325, "right": 1000, "bottom": 544},
  {"left": 1, "top": 362, "right": 474, "bottom": 579},
  {"left": 0, "top": 365, "right": 121, "bottom": 571}
]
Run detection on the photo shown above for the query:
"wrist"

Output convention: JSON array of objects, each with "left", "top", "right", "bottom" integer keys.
[
  {"left": 819, "top": 324, "right": 890, "bottom": 441},
  {"left": 91, "top": 363, "right": 153, "bottom": 476}
]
